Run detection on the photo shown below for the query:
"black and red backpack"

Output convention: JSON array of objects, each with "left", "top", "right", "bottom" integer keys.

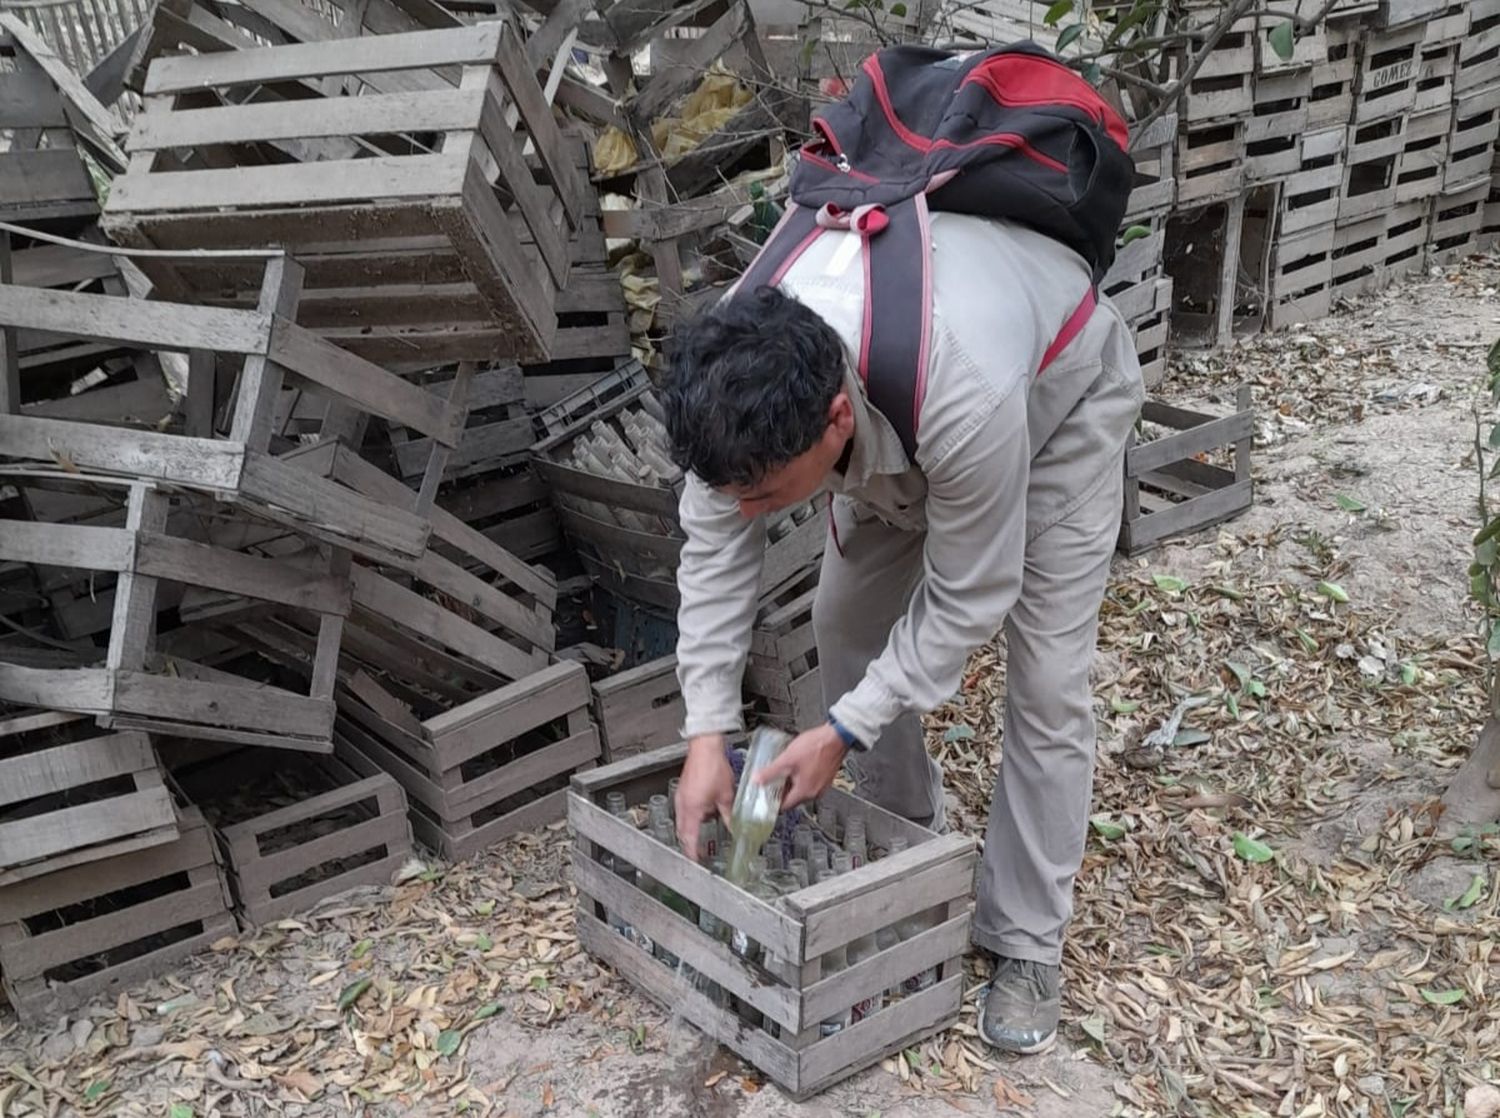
[{"left": 729, "top": 41, "right": 1135, "bottom": 459}]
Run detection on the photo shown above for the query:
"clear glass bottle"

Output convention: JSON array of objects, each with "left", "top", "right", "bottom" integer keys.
[
  {"left": 845, "top": 816, "right": 868, "bottom": 869},
  {"left": 814, "top": 869, "right": 852, "bottom": 1037},
  {"left": 809, "top": 839, "right": 830, "bottom": 875},
  {"left": 667, "top": 778, "right": 680, "bottom": 819},
  {"left": 648, "top": 794, "right": 671, "bottom": 833},
  {"left": 727, "top": 726, "right": 791, "bottom": 885},
  {"left": 792, "top": 823, "right": 813, "bottom": 866},
  {"left": 603, "top": 792, "right": 636, "bottom": 940},
  {"left": 786, "top": 857, "right": 810, "bottom": 890},
  {"left": 817, "top": 800, "right": 841, "bottom": 847}
]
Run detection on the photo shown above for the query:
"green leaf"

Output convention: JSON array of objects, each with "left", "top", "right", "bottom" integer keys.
[
  {"left": 1110, "top": 696, "right": 1141, "bottom": 714},
  {"left": 889, "top": 0, "right": 907, "bottom": 13},
  {"left": 1225, "top": 660, "right": 1251, "bottom": 688},
  {"left": 1105, "top": 0, "right": 1154, "bottom": 45},
  {"left": 1334, "top": 494, "right": 1366, "bottom": 512},
  {"left": 1479, "top": 538, "right": 1499, "bottom": 567},
  {"left": 1401, "top": 660, "right": 1417, "bottom": 685},
  {"left": 1224, "top": 690, "right": 1240, "bottom": 719},
  {"left": 1056, "top": 22, "right": 1086, "bottom": 51},
  {"left": 1317, "top": 580, "right": 1349, "bottom": 603},
  {"left": 474, "top": 899, "right": 495, "bottom": 917},
  {"left": 1448, "top": 872, "right": 1486, "bottom": 910},
  {"left": 474, "top": 1001, "right": 503, "bottom": 1022},
  {"left": 1453, "top": 834, "right": 1476, "bottom": 854},
  {"left": 1083, "top": 61, "right": 1103, "bottom": 85},
  {"left": 1120, "top": 223, "right": 1152, "bottom": 246},
  {"left": 1268, "top": 19, "right": 1296, "bottom": 60},
  {"left": 338, "top": 977, "right": 373, "bottom": 1012},
  {"left": 1153, "top": 574, "right": 1187, "bottom": 594},
  {"left": 942, "top": 724, "right": 975, "bottom": 742},
  {"left": 1043, "top": 0, "right": 1074, "bottom": 23},
  {"left": 1487, "top": 620, "right": 1500, "bottom": 660},
  {"left": 1079, "top": 1013, "right": 1107, "bottom": 1043},
  {"left": 436, "top": 1029, "right": 462, "bottom": 1057},
  {"left": 1295, "top": 627, "right": 1318, "bottom": 653},
  {"left": 83, "top": 1082, "right": 110, "bottom": 1104},
  {"left": 170, "top": 1105, "right": 195, "bottom": 1118},
  {"left": 1090, "top": 814, "right": 1126, "bottom": 841},
  {"left": 1214, "top": 585, "right": 1245, "bottom": 601},
  {"left": 1232, "top": 832, "right": 1275, "bottom": 862},
  {"left": 351, "top": 938, "right": 373, "bottom": 959},
  {"left": 1419, "top": 987, "right": 1466, "bottom": 1006},
  {"left": 1488, "top": 337, "right": 1500, "bottom": 387},
  {"left": 1247, "top": 678, "right": 1267, "bottom": 698},
  {"left": 1173, "top": 729, "right": 1211, "bottom": 747}
]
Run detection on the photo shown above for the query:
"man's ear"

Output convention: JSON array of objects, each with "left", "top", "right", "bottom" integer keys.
[{"left": 828, "top": 391, "right": 855, "bottom": 440}]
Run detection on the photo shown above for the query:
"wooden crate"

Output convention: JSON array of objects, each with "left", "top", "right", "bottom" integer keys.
[
  {"left": 1412, "top": 39, "right": 1460, "bottom": 113},
  {"left": 1131, "top": 277, "right": 1173, "bottom": 390},
  {"left": 1458, "top": 0, "right": 1500, "bottom": 95},
  {"left": 1395, "top": 106, "right": 1452, "bottom": 202},
  {"left": 0, "top": 261, "right": 466, "bottom": 569},
  {"left": 591, "top": 654, "right": 686, "bottom": 763},
  {"left": 436, "top": 466, "right": 565, "bottom": 564},
  {"left": 1177, "top": 118, "right": 1247, "bottom": 206},
  {"left": 1307, "top": 22, "right": 1357, "bottom": 130},
  {"left": 0, "top": 805, "right": 235, "bottom": 1025},
  {"left": 0, "top": 20, "right": 122, "bottom": 229},
  {"left": 1119, "top": 388, "right": 1254, "bottom": 556},
  {"left": 1376, "top": 0, "right": 1452, "bottom": 29},
  {"left": 1164, "top": 189, "right": 1277, "bottom": 348},
  {"left": 1351, "top": 22, "right": 1424, "bottom": 125},
  {"left": 569, "top": 744, "right": 976, "bottom": 1101},
  {"left": 1282, "top": 128, "right": 1346, "bottom": 234},
  {"left": 1444, "top": 84, "right": 1500, "bottom": 190},
  {"left": 1246, "top": 69, "right": 1309, "bottom": 184},
  {"left": 1331, "top": 211, "right": 1391, "bottom": 300},
  {"left": 337, "top": 660, "right": 601, "bottom": 861},
  {"left": 1339, "top": 115, "right": 1407, "bottom": 224},
  {"left": 1429, "top": 179, "right": 1490, "bottom": 264},
  {"left": 1268, "top": 221, "right": 1336, "bottom": 329},
  {"left": 174, "top": 748, "right": 412, "bottom": 926},
  {"left": 531, "top": 365, "right": 827, "bottom": 615},
  {"left": 0, "top": 713, "right": 177, "bottom": 886},
  {"left": 1378, "top": 198, "right": 1432, "bottom": 279},
  {"left": 1179, "top": 20, "right": 1256, "bottom": 125},
  {"left": 103, "top": 24, "right": 586, "bottom": 365},
  {"left": 744, "top": 570, "right": 821, "bottom": 734},
  {"left": 1125, "top": 115, "right": 1177, "bottom": 221}
]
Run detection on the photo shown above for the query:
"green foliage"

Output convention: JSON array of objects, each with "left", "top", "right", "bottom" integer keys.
[{"left": 1471, "top": 340, "right": 1500, "bottom": 707}]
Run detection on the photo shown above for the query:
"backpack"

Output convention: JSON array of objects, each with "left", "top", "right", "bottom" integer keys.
[{"left": 729, "top": 41, "right": 1135, "bottom": 459}]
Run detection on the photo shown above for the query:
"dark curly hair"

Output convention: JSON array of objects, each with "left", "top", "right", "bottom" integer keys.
[{"left": 661, "top": 285, "right": 846, "bottom": 488}]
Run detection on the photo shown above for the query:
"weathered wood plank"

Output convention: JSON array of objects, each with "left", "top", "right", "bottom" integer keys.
[{"left": 0, "top": 284, "right": 269, "bottom": 355}]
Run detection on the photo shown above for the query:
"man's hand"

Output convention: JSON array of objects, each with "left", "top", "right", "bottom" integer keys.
[
  {"left": 755, "top": 723, "right": 848, "bottom": 811},
  {"left": 674, "top": 734, "right": 734, "bottom": 860}
]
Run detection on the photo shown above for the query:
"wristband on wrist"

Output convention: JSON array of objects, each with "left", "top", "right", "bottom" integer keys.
[{"left": 827, "top": 713, "right": 866, "bottom": 753}]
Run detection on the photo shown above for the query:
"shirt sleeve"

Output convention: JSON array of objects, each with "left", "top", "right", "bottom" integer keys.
[
  {"left": 674, "top": 472, "right": 767, "bottom": 738},
  {"left": 829, "top": 394, "right": 1029, "bottom": 746}
]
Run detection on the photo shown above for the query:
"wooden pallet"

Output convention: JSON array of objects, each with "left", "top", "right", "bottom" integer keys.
[
  {"left": 103, "top": 24, "right": 585, "bottom": 365},
  {"left": 743, "top": 570, "right": 821, "bottom": 734},
  {"left": 0, "top": 805, "right": 235, "bottom": 1025},
  {"left": 591, "top": 654, "right": 686, "bottom": 763},
  {"left": 0, "top": 713, "right": 177, "bottom": 886},
  {"left": 531, "top": 365, "right": 827, "bottom": 614},
  {"left": 337, "top": 660, "right": 601, "bottom": 861},
  {"left": 1458, "top": 0, "right": 1500, "bottom": 95},
  {"left": 1445, "top": 84, "right": 1500, "bottom": 190},
  {"left": 174, "top": 747, "right": 412, "bottom": 926},
  {"left": 1119, "top": 388, "right": 1254, "bottom": 555},
  {"left": 569, "top": 744, "right": 976, "bottom": 1101},
  {"left": 1269, "top": 221, "right": 1336, "bottom": 329},
  {"left": 1330, "top": 211, "right": 1390, "bottom": 301}
]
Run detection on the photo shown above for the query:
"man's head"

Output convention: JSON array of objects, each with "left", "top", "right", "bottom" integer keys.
[{"left": 662, "top": 285, "right": 854, "bottom": 518}]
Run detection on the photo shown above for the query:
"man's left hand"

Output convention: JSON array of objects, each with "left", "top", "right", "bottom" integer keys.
[{"left": 754, "top": 722, "right": 849, "bottom": 810}]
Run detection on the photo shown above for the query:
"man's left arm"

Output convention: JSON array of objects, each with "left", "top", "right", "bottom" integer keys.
[{"left": 831, "top": 394, "right": 1030, "bottom": 747}]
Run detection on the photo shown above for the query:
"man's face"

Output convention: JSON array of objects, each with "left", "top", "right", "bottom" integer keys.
[{"left": 720, "top": 392, "right": 854, "bottom": 519}]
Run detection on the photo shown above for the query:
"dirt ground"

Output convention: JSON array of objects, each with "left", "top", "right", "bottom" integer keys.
[{"left": 5, "top": 258, "right": 1500, "bottom": 1118}]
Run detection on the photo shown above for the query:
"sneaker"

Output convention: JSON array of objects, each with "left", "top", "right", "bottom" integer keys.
[{"left": 978, "top": 956, "right": 1060, "bottom": 1055}]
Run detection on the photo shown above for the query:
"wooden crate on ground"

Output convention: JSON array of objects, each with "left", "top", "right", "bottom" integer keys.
[
  {"left": 0, "top": 805, "right": 235, "bottom": 1025},
  {"left": 1282, "top": 127, "right": 1346, "bottom": 234},
  {"left": 173, "top": 747, "right": 412, "bottom": 926},
  {"left": 531, "top": 364, "right": 827, "bottom": 615},
  {"left": 569, "top": 744, "right": 977, "bottom": 1101},
  {"left": 1245, "top": 68, "right": 1309, "bottom": 184},
  {"left": 1268, "top": 222, "right": 1336, "bottom": 329},
  {"left": 1340, "top": 113, "right": 1407, "bottom": 224},
  {"left": 1377, "top": 198, "right": 1432, "bottom": 280},
  {"left": 1119, "top": 387, "right": 1254, "bottom": 556},
  {"left": 337, "top": 660, "right": 600, "bottom": 861},
  {"left": 1331, "top": 211, "right": 1390, "bottom": 301},
  {"left": 0, "top": 712, "right": 176, "bottom": 886},
  {"left": 591, "top": 654, "right": 686, "bottom": 763},
  {"left": 1351, "top": 22, "right": 1424, "bottom": 125},
  {"left": 102, "top": 24, "right": 586, "bottom": 365},
  {"left": 1458, "top": 0, "right": 1500, "bottom": 95},
  {"left": 1412, "top": 39, "right": 1460, "bottom": 114},
  {"left": 1307, "top": 18, "right": 1359, "bottom": 129}
]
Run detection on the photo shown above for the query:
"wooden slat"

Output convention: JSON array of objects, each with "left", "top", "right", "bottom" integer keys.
[
  {"left": 0, "top": 786, "right": 175, "bottom": 870},
  {"left": 0, "top": 283, "right": 268, "bottom": 355},
  {"left": 426, "top": 658, "right": 588, "bottom": 738},
  {"left": 446, "top": 726, "right": 598, "bottom": 813},
  {"left": 144, "top": 23, "right": 504, "bottom": 92},
  {"left": 0, "top": 731, "right": 154, "bottom": 805},
  {"left": 113, "top": 670, "right": 335, "bottom": 739},
  {"left": 1128, "top": 410, "right": 1254, "bottom": 476},
  {"left": 135, "top": 533, "right": 352, "bottom": 614},
  {"left": 129, "top": 87, "right": 486, "bottom": 150}
]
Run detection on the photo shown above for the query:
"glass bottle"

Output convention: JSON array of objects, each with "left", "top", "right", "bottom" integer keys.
[
  {"left": 648, "top": 794, "right": 671, "bottom": 833},
  {"left": 814, "top": 869, "right": 851, "bottom": 1037},
  {"left": 792, "top": 824, "right": 813, "bottom": 867},
  {"left": 845, "top": 816, "right": 868, "bottom": 868},
  {"left": 786, "top": 857, "right": 810, "bottom": 889},
  {"left": 667, "top": 778, "right": 680, "bottom": 819},
  {"left": 817, "top": 800, "right": 841, "bottom": 847},
  {"left": 603, "top": 792, "right": 636, "bottom": 940},
  {"left": 727, "top": 726, "right": 791, "bottom": 885}
]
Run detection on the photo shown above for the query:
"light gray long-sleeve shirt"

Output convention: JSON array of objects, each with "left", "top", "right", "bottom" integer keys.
[{"left": 674, "top": 211, "right": 1145, "bottom": 747}]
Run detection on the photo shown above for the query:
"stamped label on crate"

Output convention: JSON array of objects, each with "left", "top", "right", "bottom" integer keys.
[{"left": 1367, "top": 58, "right": 1416, "bottom": 90}]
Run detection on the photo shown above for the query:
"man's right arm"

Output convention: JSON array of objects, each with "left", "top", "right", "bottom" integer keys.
[{"left": 674, "top": 471, "right": 766, "bottom": 737}]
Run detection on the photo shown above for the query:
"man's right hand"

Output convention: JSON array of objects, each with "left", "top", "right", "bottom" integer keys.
[{"left": 674, "top": 734, "right": 734, "bottom": 860}]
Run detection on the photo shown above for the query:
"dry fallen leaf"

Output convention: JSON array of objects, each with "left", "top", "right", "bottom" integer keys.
[
  {"left": 703, "top": 1071, "right": 727, "bottom": 1088},
  {"left": 541, "top": 1083, "right": 554, "bottom": 1108},
  {"left": 993, "top": 1076, "right": 1034, "bottom": 1108}
]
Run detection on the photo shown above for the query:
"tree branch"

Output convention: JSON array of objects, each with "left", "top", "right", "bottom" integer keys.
[{"left": 1127, "top": 0, "right": 1259, "bottom": 151}]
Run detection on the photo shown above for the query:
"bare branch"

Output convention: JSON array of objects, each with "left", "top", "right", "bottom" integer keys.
[{"left": 1127, "top": 0, "right": 1259, "bottom": 150}]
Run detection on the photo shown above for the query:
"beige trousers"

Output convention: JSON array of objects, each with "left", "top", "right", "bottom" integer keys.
[{"left": 812, "top": 451, "right": 1124, "bottom": 966}]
